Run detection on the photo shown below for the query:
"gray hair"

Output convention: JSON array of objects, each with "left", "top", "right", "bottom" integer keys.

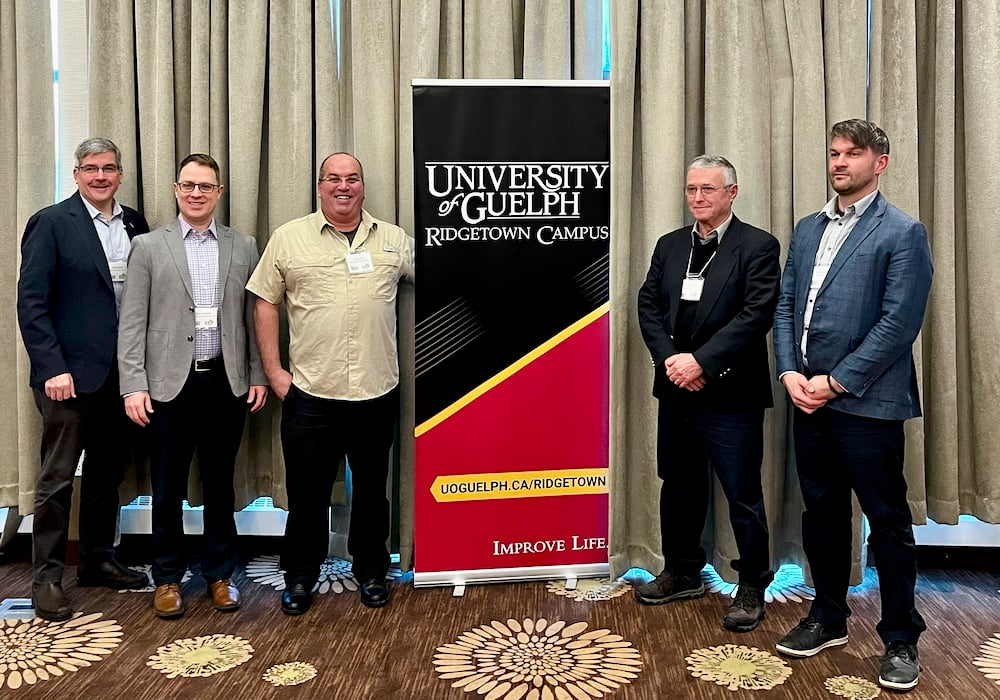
[
  {"left": 688, "top": 154, "right": 737, "bottom": 187},
  {"left": 74, "top": 138, "right": 121, "bottom": 167}
]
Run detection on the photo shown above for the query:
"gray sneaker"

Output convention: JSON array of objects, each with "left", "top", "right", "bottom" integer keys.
[
  {"left": 634, "top": 570, "right": 705, "bottom": 605},
  {"left": 879, "top": 641, "right": 919, "bottom": 691},
  {"left": 723, "top": 584, "right": 765, "bottom": 632}
]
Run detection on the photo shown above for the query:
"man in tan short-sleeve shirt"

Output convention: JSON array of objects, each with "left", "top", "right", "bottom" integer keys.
[{"left": 247, "top": 152, "right": 413, "bottom": 615}]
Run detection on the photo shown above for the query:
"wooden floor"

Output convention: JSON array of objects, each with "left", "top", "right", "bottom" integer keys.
[{"left": 0, "top": 538, "right": 998, "bottom": 699}]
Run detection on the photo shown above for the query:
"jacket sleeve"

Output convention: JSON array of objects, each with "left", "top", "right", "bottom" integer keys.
[
  {"left": 117, "top": 236, "right": 153, "bottom": 395},
  {"left": 17, "top": 211, "right": 69, "bottom": 383},
  {"left": 637, "top": 236, "right": 679, "bottom": 368},
  {"left": 773, "top": 221, "right": 803, "bottom": 378}
]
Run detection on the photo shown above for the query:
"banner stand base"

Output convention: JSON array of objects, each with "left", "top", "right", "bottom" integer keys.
[{"left": 413, "top": 563, "right": 609, "bottom": 589}]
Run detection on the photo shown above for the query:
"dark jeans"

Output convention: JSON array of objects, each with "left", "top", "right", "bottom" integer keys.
[
  {"left": 656, "top": 402, "right": 772, "bottom": 588},
  {"left": 280, "top": 385, "right": 398, "bottom": 586},
  {"left": 793, "top": 406, "right": 927, "bottom": 644},
  {"left": 32, "top": 369, "right": 132, "bottom": 583},
  {"left": 147, "top": 366, "right": 247, "bottom": 585}
]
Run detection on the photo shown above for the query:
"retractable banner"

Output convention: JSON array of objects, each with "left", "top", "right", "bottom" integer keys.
[{"left": 412, "top": 80, "right": 610, "bottom": 586}]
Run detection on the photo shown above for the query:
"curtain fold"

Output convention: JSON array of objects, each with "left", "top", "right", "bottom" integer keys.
[
  {"left": 884, "top": 0, "right": 1000, "bottom": 526},
  {"left": 609, "top": 0, "right": 871, "bottom": 584},
  {"left": 1, "top": 0, "right": 53, "bottom": 514},
  {"left": 8, "top": 0, "right": 996, "bottom": 581}
]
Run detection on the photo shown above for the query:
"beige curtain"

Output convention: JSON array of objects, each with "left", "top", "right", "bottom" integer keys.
[
  {"left": 1, "top": 0, "right": 52, "bottom": 514},
  {"left": 10, "top": 0, "right": 993, "bottom": 576},
  {"left": 872, "top": 0, "right": 1000, "bottom": 526},
  {"left": 74, "top": 0, "right": 603, "bottom": 567},
  {"left": 608, "top": 0, "right": 873, "bottom": 584}
]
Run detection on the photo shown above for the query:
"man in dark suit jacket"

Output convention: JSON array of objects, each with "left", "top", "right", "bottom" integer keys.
[
  {"left": 636, "top": 155, "right": 781, "bottom": 633},
  {"left": 773, "top": 120, "right": 933, "bottom": 693},
  {"left": 17, "top": 137, "right": 151, "bottom": 621},
  {"left": 118, "top": 153, "right": 268, "bottom": 619}
]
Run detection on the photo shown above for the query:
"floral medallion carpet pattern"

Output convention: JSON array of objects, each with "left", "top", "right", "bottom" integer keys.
[
  {"left": 262, "top": 661, "right": 317, "bottom": 687},
  {"left": 824, "top": 674, "right": 881, "bottom": 699},
  {"left": 545, "top": 577, "right": 631, "bottom": 602},
  {"left": 0, "top": 613, "right": 122, "bottom": 691},
  {"left": 433, "top": 617, "right": 643, "bottom": 699},
  {"left": 244, "top": 554, "right": 406, "bottom": 594},
  {"left": 146, "top": 633, "right": 254, "bottom": 678},
  {"left": 685, "top": 643, "right": 792, "bottom": 691}
]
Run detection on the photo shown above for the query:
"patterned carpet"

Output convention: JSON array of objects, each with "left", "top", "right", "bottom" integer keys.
[{"left": 0, "top": 542, "right": 997, "bottom": 699}]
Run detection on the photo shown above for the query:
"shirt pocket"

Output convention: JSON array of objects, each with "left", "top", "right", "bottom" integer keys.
[
  {"left": 367, "top": 247, "right": 401, "bottom": 301},
  {"left": 287, "top": 254, "right": 340, "bottom": 305}
]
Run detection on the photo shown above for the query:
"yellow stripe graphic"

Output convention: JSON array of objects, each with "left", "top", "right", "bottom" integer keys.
[
  {"left": 431, "top": 468, "right": 609, "bottom": 502},
  {"left": 415, "top": 303, "right": 609, "bottom": 438}
]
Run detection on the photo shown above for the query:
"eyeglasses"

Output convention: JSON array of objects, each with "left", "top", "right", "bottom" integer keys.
[
  {"left": 76, "top": 164, "right": 121, "bottom": 175},
  {"left": 319, "top": 175, "right": 362, "bottom": 186},
  {"left": 685, "top": 184, "right": 731, "bottom": 197},
  {"left": 176, "top": 182, "right": 220, "bottom": 194}
]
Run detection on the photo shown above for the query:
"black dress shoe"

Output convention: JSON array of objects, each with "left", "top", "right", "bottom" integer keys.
[
  {"left": 281, "top": 582, "right": 312, "bottom": 615},
  {"left": 32, "top": 582, "right": 72, "bottom": 621},
  {"left": 360, "top": 577, "right": 389, "bottom": 608},
  {"left": 76, "top": 559, "right": 149, "bottom": 590}
]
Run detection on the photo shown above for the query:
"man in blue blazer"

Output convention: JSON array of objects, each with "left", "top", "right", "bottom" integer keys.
[
  {"left": 17, "top": 138, "right": 151, "bottom": 621},
  {"left": 773, "top": 120, "right": 933, "bottom": 692},
  {"left": 636, "top": 155, "right": 781, "bottom": 633}
]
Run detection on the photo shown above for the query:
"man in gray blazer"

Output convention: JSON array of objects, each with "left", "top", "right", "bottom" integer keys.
[
  {"left": 118, "top": 153, "right": 268, "bottom": 618},
  {"left": 773, "top": 120, "right": 933, "bottom": 692}
]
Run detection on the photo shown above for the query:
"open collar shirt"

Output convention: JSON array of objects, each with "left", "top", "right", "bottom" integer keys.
[{"left": 246, "top": 209, "right": 414, "bottom": 401}]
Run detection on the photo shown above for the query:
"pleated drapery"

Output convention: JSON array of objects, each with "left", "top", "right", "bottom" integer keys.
[{"left": 3, "top": 1, "right": 997, "bottom": 579}]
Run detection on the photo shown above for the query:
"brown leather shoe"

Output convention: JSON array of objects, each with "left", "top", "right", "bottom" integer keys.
[
  {"left": 209, "top": 579, "right": 241, "bottom": 611},
  {"left": 153, "top": 583, "right": 184, "bottom": 618}
]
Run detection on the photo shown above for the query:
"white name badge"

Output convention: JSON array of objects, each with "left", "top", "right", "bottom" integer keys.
[
  {"left": 108, "top": 261, "right": 128, "bottom": 283},
  {"left": 346, "top": 250, "right": 374, "bottom": 274},
  {"left": 681, "top": 277, "right": 704, "bottom": 301},
  {"left": 194, "top": 307, "right": 219, "bottom": 330}
]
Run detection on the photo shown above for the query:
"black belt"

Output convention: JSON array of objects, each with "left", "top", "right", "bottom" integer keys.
[{"left": 193, "top": 356, "right": 224, "bottom": 372}]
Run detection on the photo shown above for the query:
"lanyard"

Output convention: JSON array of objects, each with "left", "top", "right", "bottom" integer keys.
[{"left": 685, "top": 244, "right": 717, "bottom": 279}]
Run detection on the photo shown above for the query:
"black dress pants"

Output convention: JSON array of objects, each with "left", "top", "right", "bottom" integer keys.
[
  {"left": 32, "top": 369, "right": 132, "bottom": 583},
  {"left": 146, "top": 365, "right": 247, "bottom": 586},
  {"left": 793, "top": 406, "right": 927, "bottom": 644},
  {"left": 279, "top": 385, "right": 398, "bottom": 586},
  {"left": 656, "top": 401, "right": 772, "bottom": 588}
]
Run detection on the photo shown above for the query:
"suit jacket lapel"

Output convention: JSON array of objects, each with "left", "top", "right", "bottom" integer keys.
[
  {"left": 70, "top": 192, "right": 114, "bottom": 292},
  {"left": 664, "top": 234, "right": 689, "bottom": 333},
  {"left": 795, "top": 216, "right": 825, "bottom": 309},
  {"left": 217, "top": 225, "right": 234, "bottom": 302},
  {"left": 164, "top": 223, "right": 195, "bottom": 300},
  {"left": 818, "top": 194, "right": 886, "bottom": 297}
]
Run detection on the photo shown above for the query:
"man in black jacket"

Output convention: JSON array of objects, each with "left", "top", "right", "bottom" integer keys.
[
  {"left": 635, "top": 155, "right": 781, "bottom": 632},
  {"left": 17, "top": 137, "right": 150, "bottom": 620}
]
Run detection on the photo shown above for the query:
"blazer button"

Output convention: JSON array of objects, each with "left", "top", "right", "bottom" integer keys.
[
  {"left": 187, "top": 335, "right": 194, "bottom": 342},
  {"left": 189, "top": 306, "right": 195, "bottom": 312}
]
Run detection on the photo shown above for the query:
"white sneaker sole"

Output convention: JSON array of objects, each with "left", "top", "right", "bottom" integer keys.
[
  {"left": 878, "top": 673, "right": 919, "bottom": 690},
  {"left": 775, "top": 635, "right": 848, "bottom": 658}
]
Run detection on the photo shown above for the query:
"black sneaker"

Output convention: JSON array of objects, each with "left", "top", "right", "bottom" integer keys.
[
  {"left": 775, "top": 617, "right": 848, "bottom": 657},
  {"left": 879, "top": 641, "right": 919, "bottom": 691},
  {"left": 723, "top": 584, "right": 765, "bottom": 632},
  {"left": 634, "top": 570, "right": 704, "bottom": 605}
]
